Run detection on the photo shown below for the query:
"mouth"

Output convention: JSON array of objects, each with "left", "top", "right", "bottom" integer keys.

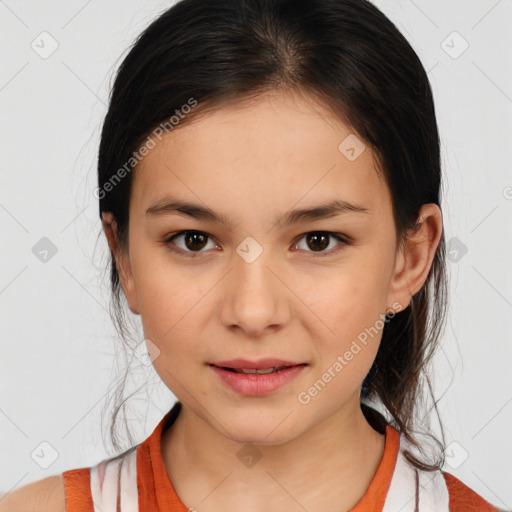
[{"left": 208, "top": 362, "right": 307, "bottom": 395}]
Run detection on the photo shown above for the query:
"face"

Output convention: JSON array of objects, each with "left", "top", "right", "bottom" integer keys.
[{"left": 111, "top": 89, "right": 427, "bottom": 444}]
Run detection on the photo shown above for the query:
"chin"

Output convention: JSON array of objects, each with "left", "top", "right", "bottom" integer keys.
[{"left": 221, "top": 419, "right": 298, "bottom": 446}]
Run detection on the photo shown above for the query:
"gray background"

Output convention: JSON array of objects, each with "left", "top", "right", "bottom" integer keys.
[{"left": 0, "top": 0, "right": 511, "bottom": 508}]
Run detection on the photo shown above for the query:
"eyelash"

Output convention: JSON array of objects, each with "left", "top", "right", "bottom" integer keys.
[{"left": 162, "top": 230, "right": 350, "bottom": 259}]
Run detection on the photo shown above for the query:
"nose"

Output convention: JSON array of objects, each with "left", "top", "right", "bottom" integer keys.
[{"left": 218, "top": 247, "right": 291, "bottom": 338}]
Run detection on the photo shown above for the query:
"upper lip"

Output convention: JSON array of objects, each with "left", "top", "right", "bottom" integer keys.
[{"left": 210, "top": 358, "right": 305, "bottom": 369}]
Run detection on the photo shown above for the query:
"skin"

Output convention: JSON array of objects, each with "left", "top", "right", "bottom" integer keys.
[{"left": 102, "top": 88, "right": 443, "bottom": 512}]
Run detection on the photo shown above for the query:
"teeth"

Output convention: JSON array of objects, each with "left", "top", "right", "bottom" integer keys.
[{"left": 234, "top": 367, "right": 285, "bottom": 374}]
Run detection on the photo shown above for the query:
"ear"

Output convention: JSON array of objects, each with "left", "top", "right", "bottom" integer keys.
[
  {"left": 386, "top": 203, "right": 443, "bottom": 313},
  {"left": 101, "top": 212, "right": 140, "bottom": 315}
]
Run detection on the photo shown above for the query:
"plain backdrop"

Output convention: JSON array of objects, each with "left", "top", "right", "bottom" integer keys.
[{"left": 0, "top": 0, "right": 511, "bottom": 508}]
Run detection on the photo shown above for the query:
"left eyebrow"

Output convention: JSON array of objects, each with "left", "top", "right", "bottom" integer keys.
[
  {"left": 145, "top": 195, "right": 370, "bottom": 229},
  {"left": 278, "top": 199, "right": 370, "bottom": 227}
]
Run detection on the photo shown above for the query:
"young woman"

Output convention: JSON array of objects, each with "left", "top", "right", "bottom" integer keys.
[{"left": 2, "top": 0, "right": 503, "bottom": 510}]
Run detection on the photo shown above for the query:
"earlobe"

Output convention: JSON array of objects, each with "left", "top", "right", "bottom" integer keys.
[
  {"left": 101, "top": 212, "right": 140, "bottom": 315},
  {"left": 387, "top": 204, "right": 443, "bottom": 312}
]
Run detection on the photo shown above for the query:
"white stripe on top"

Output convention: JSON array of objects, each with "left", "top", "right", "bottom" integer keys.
[
  {"left": 90, "top": 447, "right": 139, "bottom": 512},
  {"left": 383, "top": 436, "right": 450, "bottom": 512}
]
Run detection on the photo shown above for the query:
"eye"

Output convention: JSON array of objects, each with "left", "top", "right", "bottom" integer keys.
[
  {"left": 292, "top": 231, "right": 349, "bottom": 257},
  {"left": 163, "top": 230, "right": 350, "bottom": 259},
  {"left": 163, "top": 230, "right": 218, "bottom": 257}
]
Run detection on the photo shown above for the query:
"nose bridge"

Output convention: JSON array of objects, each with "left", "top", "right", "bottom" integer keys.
[
  {"left": 233, "top": 234, "right": 279, "bottom": 302},
  {"left": 219, "top": 235, "right": 289, "bottom": 334}
]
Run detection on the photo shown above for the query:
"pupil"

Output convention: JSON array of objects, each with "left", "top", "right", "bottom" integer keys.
[
  {"left": 185, "top": 232, "right": 207, "bottom": 251},
  {"left": 307, "top": 232, "right": 328, "bottom": 251}
]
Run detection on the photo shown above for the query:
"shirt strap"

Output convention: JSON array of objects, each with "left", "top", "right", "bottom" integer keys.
[
  {"left": 383, "top": 437, "right": 450, "bottom": 512},
  {"left": 89, "top": 446, "right": 139, "bottom": 512}
]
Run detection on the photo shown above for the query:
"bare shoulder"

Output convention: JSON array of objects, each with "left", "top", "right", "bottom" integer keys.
[{"left": 0, "top": 474, "right": 66, "bottom": 512}]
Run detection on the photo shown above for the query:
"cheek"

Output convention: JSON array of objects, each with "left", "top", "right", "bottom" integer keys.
[
  {"left": 131, "top": 256, "right": 209, "bottom": 358},
  {"left": 300, "top": 261, "right": 388, "bottom": 371},
  {"left": 312, "top": 297, "right": 383, "bottom": 398},
  {"left": 307, "top": 260, "right": 388, "bottom": 327}
]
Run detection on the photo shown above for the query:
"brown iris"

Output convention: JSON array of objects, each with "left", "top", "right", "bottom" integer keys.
[
  {"left": 305, "top": 232, "right": 330, "bottom": 252},
  {"left": 184, "top": 231, "right": 209, "bottom": 251}
]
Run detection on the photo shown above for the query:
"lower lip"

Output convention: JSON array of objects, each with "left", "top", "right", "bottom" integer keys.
[{"left": 210, "top": 364, "right": 306, "bottom": 395}]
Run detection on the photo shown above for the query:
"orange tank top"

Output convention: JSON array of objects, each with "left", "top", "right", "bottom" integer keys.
[{"left": 62, "top": 402, "right": 499, "bottom": 511}]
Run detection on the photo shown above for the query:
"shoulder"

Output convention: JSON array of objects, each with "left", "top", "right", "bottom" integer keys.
[
  {"left": 443, "top": 471, "right": 500, "bottom": 511},
  {"left": 0, "top": 475, "right": 66, "bottom": 512}
]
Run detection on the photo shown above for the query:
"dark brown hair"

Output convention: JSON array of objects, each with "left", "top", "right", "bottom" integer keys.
[{"left": 97, "top": 0, "right": 448, "bottom": 470}]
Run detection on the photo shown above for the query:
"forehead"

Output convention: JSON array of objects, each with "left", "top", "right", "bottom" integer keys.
[{"left": 132, "top": 90, "right": 389, "bottom": 219}]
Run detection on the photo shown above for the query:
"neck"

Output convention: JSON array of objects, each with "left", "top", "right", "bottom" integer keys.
[{"left": 161, "top": 396, "right": 386, "bottom": 512}]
